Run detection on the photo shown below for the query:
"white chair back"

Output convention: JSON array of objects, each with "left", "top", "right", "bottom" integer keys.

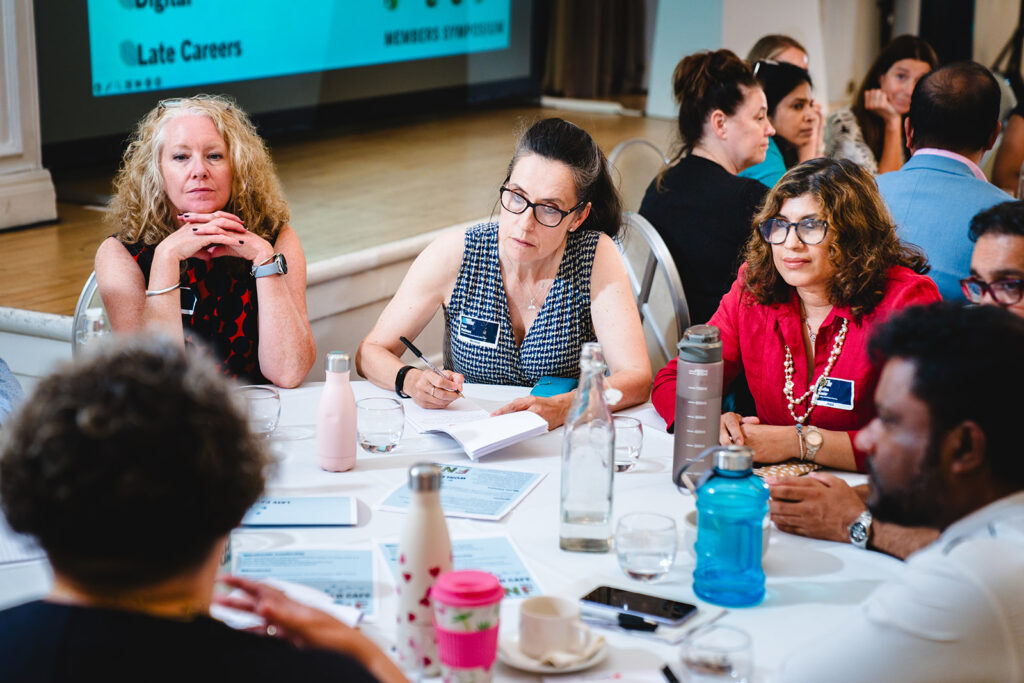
[
  {"left": 617, "top": 211, "right": 690, "bottom": 375},
  {"left": 608, "top": 138, "right": 670, "bottom": 212},
  {"left": 71, "top": 271, "right": 110, "bottom": 355}
]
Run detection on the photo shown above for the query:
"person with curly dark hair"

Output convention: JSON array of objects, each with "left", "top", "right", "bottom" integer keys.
[
  {"left": 0, "top": 338, "right": 404, "bottom": 683},
  {"left": 652, "top": 158, "right": 940, "bottom": 472}
]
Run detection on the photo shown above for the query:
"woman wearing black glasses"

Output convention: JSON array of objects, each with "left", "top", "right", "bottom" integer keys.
[
  {"left": 653, "top": 158, "right": 939, "bottom": 471},
  {"left": 357, "top": 118, "right": 651, "bottom": 429},
  {"left": 94, "top": 95, "right": 316, "bottom": 388}
]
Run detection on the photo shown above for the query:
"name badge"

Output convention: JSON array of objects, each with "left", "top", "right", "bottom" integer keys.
[
  {"left": 458, "top": 314, "right": 500, "bottom": 348},
  {"left": 180, "top": 288, "right": 197, "bottom": 316},
  {"left": 816, "top": 377, "right": 854, "bottom": 411}
]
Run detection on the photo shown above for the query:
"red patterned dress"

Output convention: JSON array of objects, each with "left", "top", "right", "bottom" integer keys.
[{"left": 123, "top": 241, "right": 266, "bottom": 384}]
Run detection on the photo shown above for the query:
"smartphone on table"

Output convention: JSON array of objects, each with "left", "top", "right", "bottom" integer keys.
[{"left": 580, "top": 586, "right": 698, "bottom": 626}]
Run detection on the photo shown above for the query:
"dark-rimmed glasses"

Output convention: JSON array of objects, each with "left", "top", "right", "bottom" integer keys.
[
  {"left": 758, "top": 217, "right": 829, "bottom": 245},
  {"left": 959, "top": 276, "right": 1024, "bottom": 306},
  {"left": 499, "top": 187, "right": 585, "bottom": 228}
]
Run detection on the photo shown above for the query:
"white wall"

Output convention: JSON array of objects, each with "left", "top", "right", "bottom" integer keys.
[
  {"left": 722, "top": 0, "right": 830, "bottom": 112},
  {"left": 820, "top": 0, "right": 881, "bottom": 107}
]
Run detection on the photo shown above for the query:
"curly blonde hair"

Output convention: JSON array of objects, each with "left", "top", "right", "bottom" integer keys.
[
  {"left": 107, "top": 94, "right": 289, "bottom": 245},
  {"left": 742, "top": 158, "right": 928, "bottom": 321}
]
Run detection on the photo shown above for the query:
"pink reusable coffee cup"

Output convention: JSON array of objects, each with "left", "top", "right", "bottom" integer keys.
[{"left": 432, "top": 570, "right": 504, "bottom": 682}]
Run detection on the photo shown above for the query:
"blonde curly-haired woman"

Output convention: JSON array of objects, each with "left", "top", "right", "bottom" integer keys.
[{"left": 95, "top": 95, "right": 315, "bottom": 387}]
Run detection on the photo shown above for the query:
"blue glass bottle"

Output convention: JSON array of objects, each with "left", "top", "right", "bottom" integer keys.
[{"left": 693, "top": 445, "right": 769, "bottom": 607}]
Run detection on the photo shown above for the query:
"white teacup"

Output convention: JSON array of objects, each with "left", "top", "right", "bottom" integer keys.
[{"left": 518, "top": 595, "right": 592, "bottom": 659}]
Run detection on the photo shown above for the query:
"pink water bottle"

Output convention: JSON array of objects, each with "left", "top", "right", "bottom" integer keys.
[
  {"left": 316, "top": 351, "right": 357, "bottom": 472},
  {"left": 432, "top": 570, "right": 503, "bottom": 683},
  {"left": 396, "top": 463, "right": 453, "bottom": 677}
]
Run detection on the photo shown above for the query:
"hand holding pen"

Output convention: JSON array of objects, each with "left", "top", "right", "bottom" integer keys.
[{"left": 399, "top": 336, "right": 466, "bottom": 408}]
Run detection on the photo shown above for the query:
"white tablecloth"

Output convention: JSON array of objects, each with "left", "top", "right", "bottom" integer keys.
[{"left": 0, "top": 382, "right": 902, "bottom": 681}]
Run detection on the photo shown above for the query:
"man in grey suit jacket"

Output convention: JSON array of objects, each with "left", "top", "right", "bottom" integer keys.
[{"left": 876, "top": 61, "right": 1010, "bottom": 300}]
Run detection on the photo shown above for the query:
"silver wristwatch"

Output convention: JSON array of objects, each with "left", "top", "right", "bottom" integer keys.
[
  {"left": 848, "top": 510, "right": 873, "bottom": 549},
  {"left": 252, "top": 253, "right": 287, "bottom": 278}
]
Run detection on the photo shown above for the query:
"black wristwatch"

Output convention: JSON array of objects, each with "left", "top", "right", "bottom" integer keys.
[{"left": 395, "top": 365, "right": 415, "bottom": 398}]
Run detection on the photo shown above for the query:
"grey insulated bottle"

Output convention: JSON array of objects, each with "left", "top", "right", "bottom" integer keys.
[{"left": 672, "top": 325, "right": 724, "bottom": 490}]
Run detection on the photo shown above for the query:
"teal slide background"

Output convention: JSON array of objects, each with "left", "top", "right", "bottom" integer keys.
[{"left": 88, "top": 0, "right": 511, "bottom": 97}]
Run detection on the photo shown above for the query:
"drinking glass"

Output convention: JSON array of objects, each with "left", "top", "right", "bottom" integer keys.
[
  {"left": 357, "top": 397, "right": 404, "bottom": 453},
  {"left": 613, "top": 416, "right": 643, "bottom": 472},
  {"left": 238, "top": 385, "right": 280, "bottom": 438},
  {"left": 679, "top": 625, "right": 753, "bottom": 682},
  {"left": 615, "top": 512, "right": 677, "bottom": 582}
]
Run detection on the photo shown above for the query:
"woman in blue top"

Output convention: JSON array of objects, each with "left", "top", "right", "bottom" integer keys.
[
  {"left": 357, "top": 118, "right": 651, "bottom": 429},
  {"left": 739, "top": 60, "right": 822, "bottom": 189}
]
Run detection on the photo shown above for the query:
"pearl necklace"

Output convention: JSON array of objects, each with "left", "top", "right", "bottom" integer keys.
[{"left": 783, "top": 318, "right": 848, "bottom": 425}]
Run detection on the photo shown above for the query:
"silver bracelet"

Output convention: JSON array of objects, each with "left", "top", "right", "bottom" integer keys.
[{"left": 145, "top": 283, "right": 181, "bottom": 297}]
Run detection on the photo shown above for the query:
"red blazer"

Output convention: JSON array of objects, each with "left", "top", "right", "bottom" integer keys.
[{"left": 653, "top": 264, "right": 941, "bottom": 471}]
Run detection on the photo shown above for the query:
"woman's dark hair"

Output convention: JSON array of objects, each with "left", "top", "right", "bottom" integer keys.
[
  {"left": 746, "top": 34, "right": 807, "bottom": 64},
  {"left": 506, "top": 117, "right": 622, "bottom": 237},
  {"left": 671, "top": 49, "right": 760, "bottom": 157},
  {"left": 0, "top": 337, "right": 270, "bottom": 593},
  {"left": 851, "top": 35, "right": 939, "bottom": 162},
  {"left": 743, "top": 158, "right": 929, "bottom": 321},
  {"left": 754, "top": 60, "right": 812, "bottom": 118}
]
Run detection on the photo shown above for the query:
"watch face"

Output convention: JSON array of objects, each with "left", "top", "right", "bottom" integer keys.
[
  {"left": 275, "top": 253, "right": 288, "bottom": 275},
  {"left": 805, "top": 429, "right": 824, "bottom": 448},
  {"left": 850, "top": 523, "right": 868, "bottom": 544}
]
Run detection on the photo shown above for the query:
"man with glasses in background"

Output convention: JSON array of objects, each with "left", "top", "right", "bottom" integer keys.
[{"left": 962, "top": 201, "right": 1024, "bottom": 316}]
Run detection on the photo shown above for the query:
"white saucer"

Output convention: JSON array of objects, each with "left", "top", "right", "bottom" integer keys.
[{"left": 497, "top": 636, "right": 607, "bottom": 674}]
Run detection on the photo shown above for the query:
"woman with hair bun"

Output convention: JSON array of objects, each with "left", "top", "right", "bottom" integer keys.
[
  {"left": 640, "top": 49, "right": 775, "bottom": 326},
  {"left": 94, "top": 94, "right": 316, "bottom": 388},
  {"left": 357, "top": 117, "right": 651, "bottom": 429},
  {"left": 825, "top": 35, "right": 938, "bottom": 174}
]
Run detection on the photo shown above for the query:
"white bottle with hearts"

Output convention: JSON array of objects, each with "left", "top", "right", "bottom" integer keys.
[{"left": 395, "top": 462, "right": 453, "bottom": 677}]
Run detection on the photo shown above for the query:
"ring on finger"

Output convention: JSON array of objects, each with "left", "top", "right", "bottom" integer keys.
[{"left": 430, "top": 386, "right": 435, "bottom": 398}]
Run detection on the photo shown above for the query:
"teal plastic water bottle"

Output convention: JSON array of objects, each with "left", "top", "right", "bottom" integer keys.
[{"left": 693, "top": 445, "right": 769, "bottom": 607}]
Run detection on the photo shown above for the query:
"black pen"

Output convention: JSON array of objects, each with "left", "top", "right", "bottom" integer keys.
[
  {"left": 661, "top": 664, "right": 680, "bottom": 683},
  {"left": 399, "top": 336, "right": 466, "bottom": 400}
]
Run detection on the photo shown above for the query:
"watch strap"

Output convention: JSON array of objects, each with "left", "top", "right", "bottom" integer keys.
[
  {"left": 252, "top": 253, "right": 286, "bottom": 278},
  {"left": 395, "top": 365, "right": 415, "bottom": 399}
]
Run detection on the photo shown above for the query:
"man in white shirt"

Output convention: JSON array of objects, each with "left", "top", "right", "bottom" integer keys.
[{"left": 778, "top": 302, "right": 1024, "bottom": 682}]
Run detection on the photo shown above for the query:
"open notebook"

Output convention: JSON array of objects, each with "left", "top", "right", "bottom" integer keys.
[{"left": 404, "top": 398, "right": 548, "bottom": 460}]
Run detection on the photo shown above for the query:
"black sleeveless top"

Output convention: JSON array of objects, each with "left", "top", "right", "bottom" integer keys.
[{"left": 122, "top": 241, "right": 267, "bottom": 384}]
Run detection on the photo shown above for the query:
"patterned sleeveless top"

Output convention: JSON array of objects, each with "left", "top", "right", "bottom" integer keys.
[
  {"left": 444, "top": 223, "right": 600, "bottom": 386},
  {"left": 122, "top": 241, "right": 267, "bottom": 384}
]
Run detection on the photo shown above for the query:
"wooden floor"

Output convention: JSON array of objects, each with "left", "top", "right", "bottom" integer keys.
[{"left": 0, "top": 105, "right": 675, "bottom": 316}]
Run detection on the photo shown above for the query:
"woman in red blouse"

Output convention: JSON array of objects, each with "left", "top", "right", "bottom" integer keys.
[{"left": 652, "top": 158, "right": 940, "bottom": 471}]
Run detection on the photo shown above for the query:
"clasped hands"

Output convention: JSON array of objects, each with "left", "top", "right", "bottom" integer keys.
[
  {"left": 155, "top": 211, "right": 274, "bottom": 265},
  {"left": 408, "top": 368, "right": 570, "bottom": 430},
  {"left": 719, "top": 412, "right": 798, "bottom": 463}
]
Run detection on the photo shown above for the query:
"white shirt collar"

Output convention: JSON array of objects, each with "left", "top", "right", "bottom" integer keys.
[{"left": 936, "top": 490, "right": 1024, "bottom": 552}]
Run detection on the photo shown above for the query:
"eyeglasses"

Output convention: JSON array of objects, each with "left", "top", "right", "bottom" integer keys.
[
  {"left": 499, "top": 187, "right": 585, "bottom": 228},
  {"left": 959, "top": 276, "right": 1024, "bottom": 306},
  {"left": 758, "top": 217, "right": 829, "bottom": 245}
]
